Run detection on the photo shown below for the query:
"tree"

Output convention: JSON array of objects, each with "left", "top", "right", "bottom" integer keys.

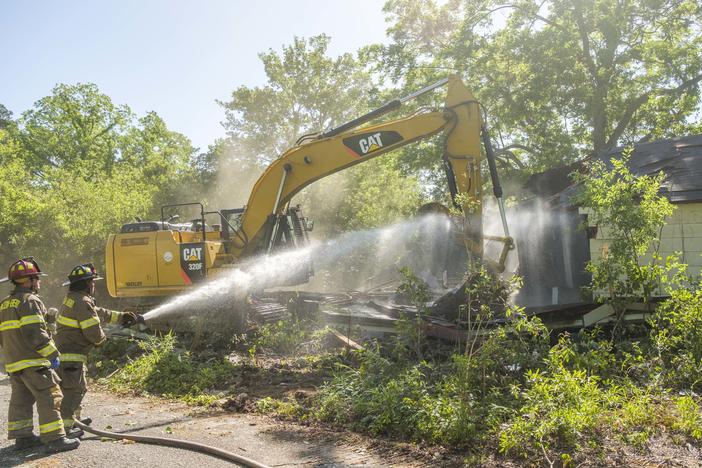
[
  {"left": 192, "top": 137, "right": 267, "bottom": 209},
  {"left": 17, "top": 83, "right": 131, "bottom": 175},
  {"left": 315, "top": 155, "right": 423, "bottom": 234},
  {"left": 0, "top": 83, "right": 195, "bottom": 296},
  {"left": 379, "top": 0, "right": 702, "bottom": 174},
  {"left": 0, "top": 104, "right": 12, "bottom": 129},
  {"left": 573, "top": 151, "right": 675, "bottom": 319},
  {"left": 218, "top": 35, "right": 425, "bottom": 234},
  {"left": 0, "top": 129, "right": 50, "bottom": 264},
  {"left": 220, "top": 34, "right": 377, "bottom": 164}
]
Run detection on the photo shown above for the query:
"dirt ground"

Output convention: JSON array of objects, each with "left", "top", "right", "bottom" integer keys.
[{"left": 0, "top": 371, "right": 439, "bottom": 467}]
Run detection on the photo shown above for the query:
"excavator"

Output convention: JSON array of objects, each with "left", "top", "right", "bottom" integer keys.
[{"left": 105, "top": 75, "right": 513, "bottom": 299}]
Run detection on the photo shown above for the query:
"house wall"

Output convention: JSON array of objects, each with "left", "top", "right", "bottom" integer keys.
[{"left": 585, "top": 202, "right": 702, "bottom": 293}]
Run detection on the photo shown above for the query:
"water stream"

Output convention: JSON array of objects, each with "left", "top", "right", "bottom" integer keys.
[{"left": 143, "top": 214, "right": 455, "bottom": 322}]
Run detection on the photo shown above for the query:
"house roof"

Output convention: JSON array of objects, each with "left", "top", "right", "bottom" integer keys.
[{"left": 524, "top": 133, "right": 702, "bottom": 203}]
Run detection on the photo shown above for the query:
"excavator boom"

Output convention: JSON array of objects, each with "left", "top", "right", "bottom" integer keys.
[{"left": 233, "top": 75, "right": 484, "bottom": 258}]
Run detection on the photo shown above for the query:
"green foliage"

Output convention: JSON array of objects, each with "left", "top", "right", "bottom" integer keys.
[
  {"left": 574, "top": 151, "right": 676, "bottom": 309},
  {"left": 217, "top": 35, "right": 424, "bottom": 238},
  {"left": 251, "top": 320, "right": 309, "bottom": 355},
  {"left": 500, "top": 370, "right": 604, "bottom": 459},
  {"left": 452, "top": 313, "right": 549, "bottom": 398},
  {"left": 379, "top": 0, "right": 702, "bottom": 175},
  {"left": 89, "top": 337, "right": 138, "bottom": 378},
  {"left": 220, "top": 34, "right": 375, "bottom": 164},
  {"left": 109, "top": 334, "right": 234, "bottom": 405},
  {"left": 458, "top": 264, "right": 520, "bottom": 352},
  {"left": 650, "top": 278, "right": 702, "bottom": 392},
  {"left": 317, "top": 156, "right": 424, "bottom": 235},
  {"left": 0, "top": 147, "right": 51, "bottom": 256},
  {"left": 497, "top": 333, "right": 661, "bottom": 459},
  {"left": 395, "top": 267, "right": 431, "bottom": 358},
  {"left": 672, "top": 395, "right": 702, "bottom": 440},
  {"left": 256, "top": 397, "right": 306, "bottom": 420},
  {"left": 315, "top": 349, "right": 439, "bottom": 440},
  {"left": 315, "top": 311, "right": 550, "bottom": 448},
  {"left": 0, "top": 83, "right": 195, "bottom": 303}
]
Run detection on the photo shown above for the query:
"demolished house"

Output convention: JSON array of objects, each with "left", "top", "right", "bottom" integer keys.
[{"left": 514, "top": 133, "right": 702, "bottom": 321}]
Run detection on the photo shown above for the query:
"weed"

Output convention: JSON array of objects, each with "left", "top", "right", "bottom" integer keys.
[
  {"left": 650, "top": 276, "right": 702, "bottom": 392},
  {"left": 395, "top": 267, "right": 430, "bottom": 359},
  {"left": 108, "top": 333, "right": 235, "bottom": 405},
  {"left": 251, "top": 320, "right": 310, "bottom": 355},
  {"left": 499, "top": 358, "right": 608, "bottom": 461},
  {"left": 256, "top": 397, "right": 306, "bottom": 420},
  {"left": 671, "top": 395, "right": 702, "bottom": 440}
]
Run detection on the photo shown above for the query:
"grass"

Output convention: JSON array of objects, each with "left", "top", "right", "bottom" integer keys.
[{"left": 105, "top": 333, "right": 235, "bottom": 406}]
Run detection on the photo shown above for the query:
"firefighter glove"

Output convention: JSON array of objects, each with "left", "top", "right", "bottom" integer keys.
[
  {"left": 50, "top": 357, "right": 60, "bottom": 369},
  {"left": 121, "top": 312, "right": 138, "bottom": 327}
]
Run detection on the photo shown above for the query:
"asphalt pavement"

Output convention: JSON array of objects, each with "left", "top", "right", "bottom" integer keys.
[{"left": 0, "top": 372, "right": 418, "bottom": 467}]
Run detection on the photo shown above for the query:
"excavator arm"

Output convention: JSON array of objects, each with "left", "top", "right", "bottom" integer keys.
[{"left": 232, "top": 75, "right": 489, "bottom": 261}]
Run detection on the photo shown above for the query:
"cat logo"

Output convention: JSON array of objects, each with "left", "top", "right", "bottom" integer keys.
[
  {"left": 359, "top": 132, "right": 384, "bottom": 154},
  {"left": 182, "top": 247, "right": 202, "bottom": 262},
  {"left": 343, "top": 131, "right": 403, "bottom": 157}
]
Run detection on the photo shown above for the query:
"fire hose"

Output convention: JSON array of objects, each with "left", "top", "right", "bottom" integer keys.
[{"left": 73, "top": 420, "right": 271, "bottom": 468}]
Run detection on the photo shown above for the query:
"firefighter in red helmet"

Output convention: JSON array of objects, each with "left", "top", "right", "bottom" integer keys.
[{"left": 0, "top": 258, "right": 80, "bottom": 452}]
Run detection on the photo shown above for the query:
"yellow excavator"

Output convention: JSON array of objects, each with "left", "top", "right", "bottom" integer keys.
[{"left": 105, "top": 75, "right": 513, "bottom": 298}]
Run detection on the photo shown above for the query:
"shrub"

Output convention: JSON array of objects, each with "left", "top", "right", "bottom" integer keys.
[
  {"left": 650, "top": 279, "right": 702, "bottom": 392},
  {"left": 256, "top": 397, "right": 306, "bottom": 420},
  {"left": 498, "top": 335, "right": 614, "bottom": 461},
  {"left": 671, "top": 395, "right": 702, "bottom": 440},
  {"left": 314, "top": 313, "right": 551, "bottom": 448},
  {"left": 109, "top": 333, "right": 235, "bottom": 405},
  {"left": 574, "top": 151, "right": 675, "bottom": 312},
  {"left": 252, "top": 320, "right": 310, "bottom": 355}
]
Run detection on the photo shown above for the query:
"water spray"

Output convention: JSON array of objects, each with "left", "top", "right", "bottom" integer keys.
[{"left": 142, "top": 215, "right": 457, "bottom": 324}]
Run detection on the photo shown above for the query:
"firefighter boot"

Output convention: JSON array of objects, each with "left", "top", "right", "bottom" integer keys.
[
  {"left": 43, "top": 436, "right": 80, "bottom": 454},
  {"left": 14, "top": 434, "right": 42, "bottom": 450},
  {"left": 67, "top": 427, "right": 84, "bottom": 439}
]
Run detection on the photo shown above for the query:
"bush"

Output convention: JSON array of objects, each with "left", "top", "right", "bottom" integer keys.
[
  {"left": 109, "top": 333, "right": 235, "bottom": 405},
  {"left": 314, "top": 313, "right": 551, "bottom": 448},
  {"left": 499, "top": 337, "right": 612, "bottom": 461},
  {"left": 650, "top": 280, "right": 702, "bottom": 392},
  {"left": 574, "top": 151, "right": 675, "bottom": 310},
  {"left": 90, "top": 336, "right": 139, "bottom": 378},
  {"left": 671, "top": 395, "right": 702, "bottom": 440},
  {"left": 252, "top": 320, "right": 310, "bottom": 355},
  {"left": 256, "top": 397, "right": 306, "bottom": 420}
]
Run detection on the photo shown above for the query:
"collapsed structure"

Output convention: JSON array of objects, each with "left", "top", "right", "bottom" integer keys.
[{"left": 513, "top": 133, "right": 702, "bottom": 327}]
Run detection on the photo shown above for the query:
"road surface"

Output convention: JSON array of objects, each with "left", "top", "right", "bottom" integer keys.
[{"left": 0, "top": 372, "right": 430, "bottom": 467}]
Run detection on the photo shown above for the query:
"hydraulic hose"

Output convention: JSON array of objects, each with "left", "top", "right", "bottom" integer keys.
[{"left": 74, "top": 420, "right": 271, "bottom": 468}]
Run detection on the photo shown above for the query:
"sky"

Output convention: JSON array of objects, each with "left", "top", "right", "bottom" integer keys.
[{"left": 1, "top": 0, "right": 389, "bottom": 151}]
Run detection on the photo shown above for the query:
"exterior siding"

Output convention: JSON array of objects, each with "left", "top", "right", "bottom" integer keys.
[{"left": 583, "top": 202, "right": 702, "bottom": 293}]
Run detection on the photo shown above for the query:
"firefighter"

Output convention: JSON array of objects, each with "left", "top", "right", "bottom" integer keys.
[
  {"left": 0, "top": 258, "right": 80, "bottom": 452},
  {"left": 54, "top": 263, "right": 138, "bottom": 436}
]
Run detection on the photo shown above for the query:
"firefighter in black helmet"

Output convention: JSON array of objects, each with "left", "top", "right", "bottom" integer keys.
[{"left": 54, "top": 263, "right": 140, "bottom": 436}]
